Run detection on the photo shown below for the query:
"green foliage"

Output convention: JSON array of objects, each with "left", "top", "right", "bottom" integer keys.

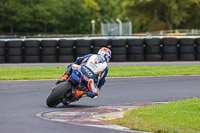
[
  {"left": 121, "top": 0, "right": 200, "bottom": 32},
  {"left": 0, "top": 0, "right": 200, "bottom": 34}
]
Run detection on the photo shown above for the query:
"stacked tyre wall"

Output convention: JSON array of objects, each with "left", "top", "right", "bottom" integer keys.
[
  {"left": 145, "top": 38, "right": 162, "bottom": 61},
  {"left": 24, "top": 40, "right": 40, "bottom": 63},
  {"left": 162, "top": 38, "right": 178, "bottom": 61},
  {"left": 110, "top": 39, "right": 127, "bottom": 62},
  {"left": 197, "top": 38, "right": 200, "bottom": 60},
  {"left": 58, "top": 40, "right": 75, "bottom": 62},
  {"left": 0, "top": 37, "right": 200, "bottom": 63},
  {"left": 127, "top": 39, "right": 144, "bottom": 61},
  {"left": 0, "top": 41, "right": 6, "bottom": 63}
]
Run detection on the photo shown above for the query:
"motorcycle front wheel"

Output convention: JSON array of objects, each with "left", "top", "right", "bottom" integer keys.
[{"left": 46, "top": 81, "right": 72, "bottom": 107}]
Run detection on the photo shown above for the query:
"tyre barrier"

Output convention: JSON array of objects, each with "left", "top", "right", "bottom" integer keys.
[
  {"left": 58, "top": 40, "right": 75, "bottom": 62},
  {"left": 41, "top": 40, "right": 57, "bottom": 62},
  {"left": 24, "top": 40, "right": 40, "bottom": 63},
  {"left": 179, "top": 38, "right": 196, "bottom": 61},
  {"left": 127, "top": 39, "right": 144, "bottom": 61},
  {"left": 162, "top": 38, "right": 178, "bottom": 61},
  {"left": 145, "top": 38, "right": 162, "bottom": 61},
  {"left": 0, "top": 41, "right": 6, "bottom": 63},
  {"left": 1, "top": 38, "right": 200, "bottom": 63},
  {"left": 7, "top": 40, "right": 23, "bottom": 63},
  {"left": 110, "top": 39, "right": 127, "bottom": 62},
  {"left": 75, "top": 39, "right": 91, "bottom": 58},
  {"left": 92, "top": 39, "right": 109, "bottom": 54},
  {"left": 196, "top": 38, "right": 200, "bottom": 61}
]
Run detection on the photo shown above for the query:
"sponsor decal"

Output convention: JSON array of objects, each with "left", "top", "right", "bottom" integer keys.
[{"left": 82, "top": 66, "right": 94, "bottom": 78}]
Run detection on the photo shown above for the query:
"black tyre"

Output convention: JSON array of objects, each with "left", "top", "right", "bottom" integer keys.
[
  {"left": 59, "top": 40, "right": 74, "bottom": 47},
  {"left": 75, "top": 40, "right": 91, "bottom": 47},
  {"left": 145, "top": 38, "right": 160, "bottom": 46},
  {"left": 162, "top": 54, "right": 178, "bottom": 61},
  {"left": 75, "top": 47, "right": 91, "bottom": 55},
  {"left": 7, "top": 48, "right": 23, "bottom": 55},
  {"left": 196, "top": 38, "right": 200, "bottom": 45},
  {"left": 24, "top": 48, "right": 40, "bottom": 55},
  {"left": 46, "top": 82, "right": 72, "bottom": 107},
  {"left": 197, "top": 54, "right": 200, "bottom": 60},
  {"left": 0, "top": 48, "right": 5, "bottom": 55},
  {"left": 163, "top": 46, "right": 178, "bottom": 54},
  {"left": 58, "top": 48, "right": 74, "bottom": 55},
  {"left": 24, "top": 56, "right": 40, "bottom": 63},
  {"left": 41, "top": 47, "right": 57, "bottom": 55},
  {"left": 58, "top": 55, "right": 75, "bottom": 62},
  {"left": 128, "top": 54, "right": 144, "bottom": 61},
  {"left": 92, "top": 46, "right": 101, "bottom": 54},
  {"left": 179, "top": 38, "right": 195, "bottom": 46},
  {"left": 127, "top": 39, "right": 144, "bottom": 46},
  {"left": 145, "top": 54, "right": 162, "bottom": 61},
  {"left": 7, "top": 40, "right": 23, "bottom": 48},
  {"left": 145, "top": 46, "right": 161, "bottom": 54},
  {"left": 111, "top": 47, "right": 127, "bottom": 55},
  {"left": 41, "top": 55, "right": 57, "bottom": 62},
  {"left": 179, "top": 46, "right": 195, "bottom": 53},
  {"left": 93, "top": 39, "right": 109, "bottom": 47},
  {"left": 24, "top": 40, "right": 40, "bottom": 47},
  {"left": 179, "top": 54, "right": 196, "bottom": 61},
  {"left": 110, "top": 39, "right": 126, "bottom": 47},
  {"left": 128, "top": 46, "right": 144, "bottom": 54},
  {"left": 0, "top": 41, "right": 6, "bottom": 48},
  {"left": 162, "top": 38, "right": 178, "bottom": 46},
  {"left": 41, "top": 40, "right": 57, "bottom": 47},
  {"left": 196, "top": 46, "right": 200, "bottom": 53},
  {"left": 110, "top": 54, "right": 127, "bottom": 62},
  {"left": 7, "top": 56, "right": 23, "bottom": 63},
  {"left": 0, "top": 56, "right": 5, "bottom": 63}
]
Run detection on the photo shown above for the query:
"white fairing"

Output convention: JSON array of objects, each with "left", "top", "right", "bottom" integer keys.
[{"left": 85, "top": 54, "right": 107, "bottom": 74}]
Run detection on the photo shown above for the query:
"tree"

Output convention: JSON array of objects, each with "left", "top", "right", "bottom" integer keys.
[
  {"left": 60, "top": 0, "right": 100, "bottom": 34},
  {"left": 121, "top": 0, "right": 200, "bottom": 33}
]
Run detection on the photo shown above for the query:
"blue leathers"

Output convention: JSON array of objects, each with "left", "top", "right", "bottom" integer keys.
[{"left": 66, "top": 54, "right": 108, "bottom": 98}]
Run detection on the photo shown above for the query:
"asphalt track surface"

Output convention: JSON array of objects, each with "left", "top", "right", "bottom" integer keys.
[{"left": 0, "top": 76, "right": 200, "bottom": 133}]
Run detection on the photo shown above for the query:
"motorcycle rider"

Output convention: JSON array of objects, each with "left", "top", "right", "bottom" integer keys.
[{"left": 56, "top": 47, "right": 111, "bottom": 100}]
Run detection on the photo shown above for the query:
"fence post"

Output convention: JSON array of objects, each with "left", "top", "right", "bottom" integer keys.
[{"left": 116, "top": 18, "right": 122, "bottom": 35}]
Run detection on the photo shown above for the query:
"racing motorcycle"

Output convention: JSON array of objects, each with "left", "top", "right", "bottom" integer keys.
[
  {"left": 46, "top": 81, "right": 77, "bottom": 107},
  {"left": 46, "top": 65, "right": 96, "bottom": 108}
]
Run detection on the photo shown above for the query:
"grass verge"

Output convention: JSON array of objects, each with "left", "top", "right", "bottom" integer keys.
[
  {"left": 0, "top": 65, "right": 200, "bottom": 80},
  {"left": 106, "top": 98, "right": 200, "bottom": 133}
]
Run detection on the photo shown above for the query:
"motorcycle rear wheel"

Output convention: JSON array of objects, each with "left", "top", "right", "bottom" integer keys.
[{"left": 46, "top": 81, "right": 72, "bottom": 107}]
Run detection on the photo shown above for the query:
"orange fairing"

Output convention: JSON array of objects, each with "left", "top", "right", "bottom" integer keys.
[
  {"left": 95, "top": 69, "right": 104, "bottom": 74},
  {"left": 75, "top": 90, "right": 83, "bottom": 98},
  {"left": 88, "top": 80, "right": 93, "bottom": 92},
  {"left": 72, "top": 66, "right": 79, "bottom": 69},
  {"left": 60, "top": 75, "right": 68, "bottom": 80},
  {"left": 94, "top": 90, "right": 99, "bottom": 95}
]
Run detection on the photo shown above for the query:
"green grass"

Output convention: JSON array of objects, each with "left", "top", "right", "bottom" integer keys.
[
  {"left": 107, "top": 98, "right": 200, "bottom": 133},
  {"left": 0, "top": 65, "right": 200, "bottom": 80}
]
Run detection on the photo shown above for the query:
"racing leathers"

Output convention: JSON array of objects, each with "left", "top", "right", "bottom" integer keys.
[{"left": 61, "top": 54, "right": 108, "bottom": 99}]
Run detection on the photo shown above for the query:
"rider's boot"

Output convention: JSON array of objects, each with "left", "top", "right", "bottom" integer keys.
[{"left": 74, "top": 90, "right": 87, "bottom": 101}]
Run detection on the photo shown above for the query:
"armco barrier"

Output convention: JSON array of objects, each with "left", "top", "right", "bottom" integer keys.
[{"left": 0, "top": 37, "right": 200, "bottom": 63}]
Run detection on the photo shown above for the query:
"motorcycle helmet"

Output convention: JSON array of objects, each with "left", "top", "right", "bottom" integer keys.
[{"left": 98, "top": 47, "right": 111, "bottom": 62}]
